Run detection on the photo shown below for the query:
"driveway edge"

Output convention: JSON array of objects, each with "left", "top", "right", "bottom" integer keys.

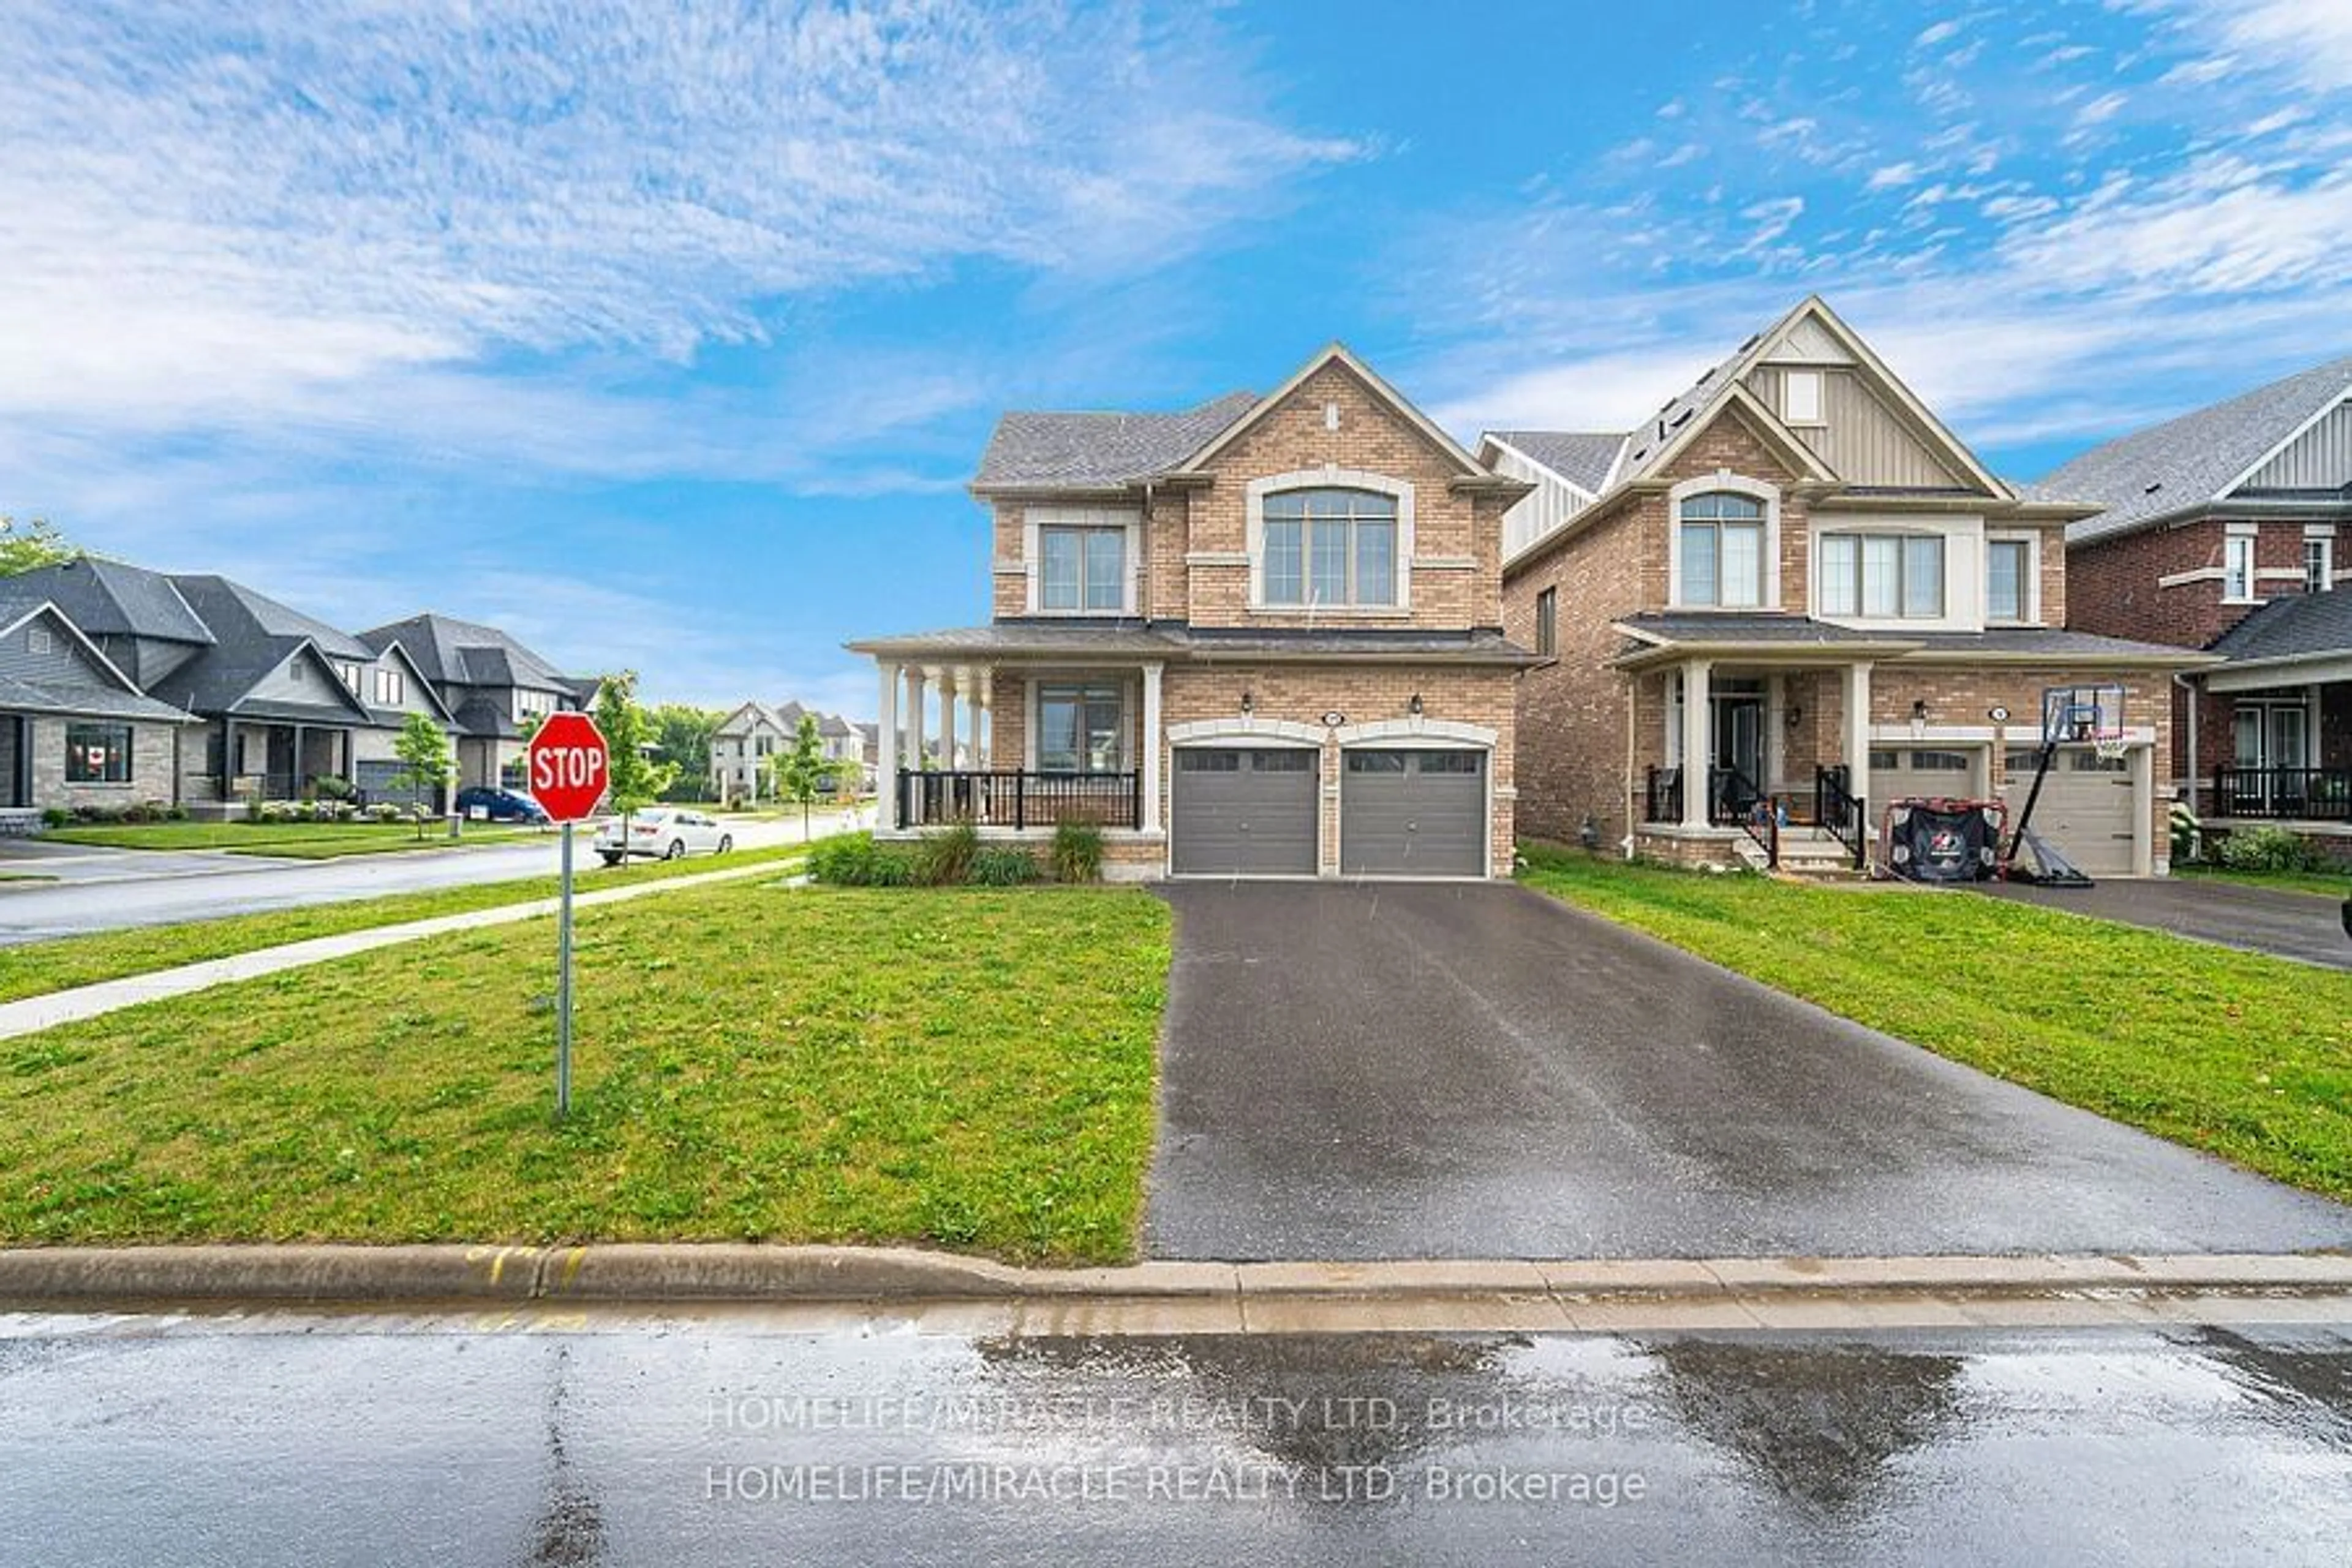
[{"left": 1, "top": 1243, "right": 2346, "bottom": 1310}]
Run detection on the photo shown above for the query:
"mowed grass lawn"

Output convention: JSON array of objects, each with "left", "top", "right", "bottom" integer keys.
[
  {"left": 1518, "top": 845, "right": 2352, "bottom": 1203},
  {"left": 0, "top": 844, "right": 812, "bottom": 1005},
  {"left": 0, "top": 883, "right": 1169, "bottom": 1264},
  {"left": 47, "top": 821, "right": 535, "bottom": 858}
]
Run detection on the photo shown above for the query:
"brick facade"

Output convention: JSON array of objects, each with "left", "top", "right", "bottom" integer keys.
[{"left": 27, "top": 715, "right": 179, "bottom": 812}]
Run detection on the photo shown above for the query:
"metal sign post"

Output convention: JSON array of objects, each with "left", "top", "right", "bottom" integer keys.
[
  {"left": 526, "top": 711, "right": 611, "bottom": 1124},
  {"left": 556, "top": 820, "right": 575, "bottom": 1118}
]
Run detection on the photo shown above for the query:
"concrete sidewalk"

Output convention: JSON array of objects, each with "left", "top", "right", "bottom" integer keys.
[{"left": 0, "top": 858, "right": 805, "bottom": 1039}]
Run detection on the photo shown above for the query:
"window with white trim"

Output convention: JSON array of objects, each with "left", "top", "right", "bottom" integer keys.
[
  {"left": 373, "top": 666, "right": 405, "bottom": 706},
  {"left": 1676, "top": 491, "right": 1766, "bottom": 608},
  {"left": 1039, "top": 524, "right": 1127, "bottom": 612},
  {"left": 1261, "top": 488, "right": 1396, "bottom": 607},
  {"left": 1820, "top": 532, "right": 1945, "bottom": 619},
  {"left": 2305, "top": 533, "right": 2334, "bottom": 595},
  {"left": 2223, "top": 533, "right": 2256, "bottom": 601},
  {"left": 1986, "top": 538, "right": 2032, "bottom": 622},
  {"left": 1037, "top": 683, "right": 1125, "bottom": 773},
  {"left": 1782, "top": 370, "right": 1823, "bottom": 425}
]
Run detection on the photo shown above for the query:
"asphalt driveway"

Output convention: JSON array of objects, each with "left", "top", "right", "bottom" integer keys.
[
  {"left": 1974, "top": 876, "right": 2351, "bottom": 970},
  {"left": 1146, "top": 882, "right": 2352, "bottom": 1261}
]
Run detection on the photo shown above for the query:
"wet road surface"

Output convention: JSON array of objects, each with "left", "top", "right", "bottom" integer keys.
[
  {"left": 1147, "top": 883, "right": 2352, "bottom": 1259},
  {"left": 0, "top": 1308, "right": 2345, "bottom": 1566},
  {"left": 1974, "top": 875, "right": 2352, "bottom": 969}
]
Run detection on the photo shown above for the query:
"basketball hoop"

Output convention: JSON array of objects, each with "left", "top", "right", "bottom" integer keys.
[{"left": 2093, "top": 737, "right": 2130, "bottom": 766}]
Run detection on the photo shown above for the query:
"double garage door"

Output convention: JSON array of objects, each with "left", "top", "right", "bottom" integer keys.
[{"left": 1169, "top": 745, "right": 1485, "bottom": 878}]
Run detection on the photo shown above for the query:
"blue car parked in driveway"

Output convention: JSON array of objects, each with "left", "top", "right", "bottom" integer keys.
[{"left": 454, "top": 786, "right": 550, "bottom": 824}]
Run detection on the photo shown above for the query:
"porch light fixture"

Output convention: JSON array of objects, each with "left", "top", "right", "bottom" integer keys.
[
  {"left": 1910, "top": 699, "right": 1929, "bottom": 722},
  {"left": 1785, "top": 703, "right": 1803, "bottom": 729},
  {"left": 1409, "top": 693, "right": 1424, "bottom": 716},
  {"left": 1240, "top": 690, "right": 1254, "bottom": 715}
]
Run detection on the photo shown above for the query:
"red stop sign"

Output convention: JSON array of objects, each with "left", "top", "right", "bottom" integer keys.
[{"left": 526, "top": 712, "right": 611, "bottom": 824}]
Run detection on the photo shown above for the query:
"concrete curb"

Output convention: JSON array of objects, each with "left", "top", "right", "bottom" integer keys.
[{"left": 1, "top": 1243, "right": 2345, "bottom": 1310}]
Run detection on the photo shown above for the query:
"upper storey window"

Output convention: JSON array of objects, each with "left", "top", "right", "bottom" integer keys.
[
  {"left": 1262, "top": 488, "right": 1398, "bottom": 608},
  {"left": 1820, "top": 532, "right": 1945, "bottom": 619},
  {"left": 1039, "top": 524, "right": 1127, "bottom": 612},
  {"left": 1677, "top": 491, "right": 1767, "bottom": 609}
]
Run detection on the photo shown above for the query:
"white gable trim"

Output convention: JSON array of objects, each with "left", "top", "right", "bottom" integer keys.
[
  {"left": 0, "top": 600, "right": 151, "bottom": 698},
  {"left": 1178, "top": 343, "right": 1485, "bottom": 478},
  {"left": 2220, "top": 391, "right": 2352, "bottom": 500},
  {"left": 1642, "top": 383, "right": 1836, "bottom": 489},
  {"left": 1777, "top": 297, "right": 2012, "bottom": 499},
  {"left": 1481, "top": 435, "right": 1599, "bottom": 503}
]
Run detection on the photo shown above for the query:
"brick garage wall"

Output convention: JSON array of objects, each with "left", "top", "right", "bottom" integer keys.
[
  {"left": 1182, "top": 361, "right": 1502, "bottom": 632},
  {"left": 31, "top": 716, "right": 178, "bottom": 812},
  {"left": 1160, "top": 662, "right": 1518, "bottom": 876}
]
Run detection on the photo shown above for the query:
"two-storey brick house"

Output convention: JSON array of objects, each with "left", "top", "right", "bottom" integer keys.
[
  {"left": 848, "top": 345, "right": 1538, "bottom": 879},
  {"left": 2046, "top": 355, "right": 2351, "bottom": 848},
  {"left": 1496, "top": 297, "right": 2206, "bottom": 876}
]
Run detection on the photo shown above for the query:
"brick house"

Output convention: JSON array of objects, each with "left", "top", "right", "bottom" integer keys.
[
  {"left": 847, "top": 344, "right": 1538, "bottom": 880},
  {"left": 2045, "top": 355, "right": 2351, "bottom": 851},
  {"left": 1494, "top": 296, "right": 2207, "bottom": 876}
]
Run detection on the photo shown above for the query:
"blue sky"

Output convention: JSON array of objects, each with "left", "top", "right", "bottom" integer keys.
[{"left": 6, "top": 1, "right": 2351, "bottom": 715}]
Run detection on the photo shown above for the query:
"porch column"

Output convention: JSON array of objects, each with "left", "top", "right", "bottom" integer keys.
[
  {"left": 1845, "top": 662, "right": 1874, "bottom": 807},
  {"left": 2181, "top": 675, "right": 2201, "bottom": 816},
  {"left": 942, "top": 676, "right": 962, "bottom": 771},
  {"left": 876, "top": 662, "right": 901, "bottom": 831},
  {"left": 906, "top": 667, "right": 929, "bottom": 771},
  {"left": 978, "top": 670, "right": 995, "bottom": 769},
  {"left": 1681, "top": 658, "right": 1712, "bottom": 830},
  {"left": 1141, "top": 661, "right": 1164, "bottom": 833}
]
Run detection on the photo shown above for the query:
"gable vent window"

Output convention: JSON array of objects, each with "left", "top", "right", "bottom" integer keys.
[
  {"left": 27, "top": 628, "right": 51, "bottom": 656},
  {"left": 1782, "top": 370, "right": 1824, "bottom": 425}
]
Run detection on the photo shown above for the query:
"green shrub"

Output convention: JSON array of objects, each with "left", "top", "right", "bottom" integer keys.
[
  {"left": 808, "top": 831, "right": 921, "bottom": 887},
  {"left": 2214, "top": 824, "right": 2323, "bottom": 875},
  {"left": 913, "top": 823, "right": 979, "bottom": 886},
  {"left": 311, "top": 774, "right": 356, "bottom": 803},
  {"left": 971, "top": 847, "right": 1041, "bottom": 886},
  {"left": 1050, "top": 820, "right": 1105, "bottom": 883},
  {"left": 40, "top": 807, "right": 70, "bottom": 830}
]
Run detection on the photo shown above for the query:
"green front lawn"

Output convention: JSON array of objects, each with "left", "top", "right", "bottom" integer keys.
[
  {"left": 1518, "top": 845, "right": 2352, "bottom": 1203},
  {"left": 0, "top": 884, "right": 1169, "bottom": 1263},
  {"left": 0, "top": 844, "right": 813, "bottom": 1005},
  {"left": 48, "top": 821, "right": 535, "bottom": 856},
  {"left": 2176, "top": 864, "right": 2352, "bottom": 900}
]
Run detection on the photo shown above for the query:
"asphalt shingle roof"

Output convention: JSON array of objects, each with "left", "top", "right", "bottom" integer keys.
[
  {"left": 1618, "top": 612, "right": 2199, "bottom": 662},
  {"left": 2209, "top": 590, "right": 2352, "bottom": 664},
  {"left": 360, "top": 612, "right": 572, "bottom": 693},
  {"left": 973, "top": 391, "right": 1259, "bottom": 491},
  {"left": 1490, "top": 431, "right": 1624, "bottom": 494},
  {"left": 4, "top": 557, "right": 214, "bottom": 644},
  {"left": 140, "top": 575, "right": 377, "bottom": 720},
  {"left": 2037, "top": 355, "right": 2352, "bottom": 543},
  {"left": 846, "top": 622, "right": 1538, "bottom": 664}
]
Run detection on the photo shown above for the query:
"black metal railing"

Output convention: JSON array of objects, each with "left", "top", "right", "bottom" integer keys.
[
  {"left": 897, "top": 768, "right": 1141, "bottom": 831},
  {"left": 2212, "top": 767, "right": 2352, "bottom": 822},
  {"left": 1645, "top": 766, "right": 1683, "bottom": 826},
  {"left": 1815, "top": 765, "right": 1869, "bottom": 870}
]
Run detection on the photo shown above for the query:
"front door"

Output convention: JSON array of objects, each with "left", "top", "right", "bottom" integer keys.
[{"left": 1712, "top": 696, "right": 1763, "bottom": 815}]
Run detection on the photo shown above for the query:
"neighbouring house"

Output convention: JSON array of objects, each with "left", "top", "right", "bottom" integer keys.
[
  {"left": 0, "top": 588, "right": 196, "bottom": 820},
  {"left": 710, "top": 701, "right": 795, "bottom": 802},
  {"left": 848, "top": 342, "right": 1538, "bottom": 880},
  {"left": 2046, "top": 355, "right": 2352, "bottom": 858},
  {"left": 359, "top": 613, "right": 595, "bottom": 791},
  {"left": 1495, "top": 296, "right": 2208, "bottom": 877},
  {"left": 815, "top": 711, "right": 870, "bottom": 788}
]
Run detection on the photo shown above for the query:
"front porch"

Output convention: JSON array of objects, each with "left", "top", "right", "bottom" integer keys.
[
  {"left": 180, "top": 717, "right": 357, "bottom": 808},
  {"left": 2195, "top": 676, "right": 2351, "bottom": 829}
]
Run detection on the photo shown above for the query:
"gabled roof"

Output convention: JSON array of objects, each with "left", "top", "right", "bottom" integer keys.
[
  {"left": 0, "top": 598, "right": 197, "bottom": 723},
  {"left": 2038, "top": 354, "right": 2352, "bottom": 545},
  {"left": 715, "top": 701, "right": 787, "bottom": 737},
  {"left": 1483, "top": 431, "right": 1624, "bottom": 496},
  {"left": 816, "top": 712, "right": 854, "bottom": 739},
  {"left": 168, "top": 574, "right": 377, "bottom": 662},
  {"left": 146, "top": 575, "right": 380, "bottom": 720},
  {"left": 4, "top": 557, "right": 213, "bottom": 644},
  {"left": 359, "top": 612, "right": 573, "bottom": 693},
  {"left": 2208, "top": 589, "right": 2352, "bottom": 666},
  {"left": 974, "top": 391, "right": 1259, "bottom": 492},
  {"left": 1174, "top": 343, "right": 1491, "bottom": 480}
]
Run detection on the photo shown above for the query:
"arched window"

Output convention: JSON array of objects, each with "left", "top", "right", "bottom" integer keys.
[
  {"left": 1676, "top": 490, "right": 1766, "bottom": 608},
  {"left": 1261, "top": 488, "right": 1398, "bottom": 607}
]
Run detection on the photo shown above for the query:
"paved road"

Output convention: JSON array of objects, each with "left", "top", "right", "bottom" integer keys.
[
  {"left": 0, "top": 813, "right": 855, "bottom": 946},
  {"left": 1975, "top": 875, "right": 2352, "bottom": 969},
  {"left": 1147, "top": 883, "right": 2352, "bottom": 1260},
  {"left": 0, "top": 1308, "right": 2345, "bottom": 1566}
]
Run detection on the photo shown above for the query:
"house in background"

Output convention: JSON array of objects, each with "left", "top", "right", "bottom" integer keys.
[
  {"left": 710, "top": 701, "right": 794, "bottom": 802},
  {"left": 1496, "top": 296, "right": 2206, "bottom": 876},
  {"left": 360, "top": 613, "right": 594, "bottom": 790},
  {"left": 850, "top": 342, "right": 1537, "bottom": 880},
  {"left": 2047, "top": 355, "right": 2351, "bottom": 852},
  {"left": 0, "top": 588, "right": 195, "bottom": 820}
]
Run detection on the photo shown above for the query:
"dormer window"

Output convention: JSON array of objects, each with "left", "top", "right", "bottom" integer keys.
[
  {"left": 1676, "top": 491, "right": 1767, "bottom": 608},
  {"left": 1261, "top": 488, "right": 1398, "bottom": 608}
]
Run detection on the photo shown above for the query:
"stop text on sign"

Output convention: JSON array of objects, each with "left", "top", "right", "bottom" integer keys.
[{"left": 533, "top": 747, "right": 607, "bottom": 793}]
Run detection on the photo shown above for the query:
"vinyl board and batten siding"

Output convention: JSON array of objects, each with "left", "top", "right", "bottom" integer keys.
[
  {"left": 2242, "top": 398, "right": 2352, "bottom": 491},
  {"left": 1746, "top": 367, "right": 1971, "bottom": 491},
  {"left": 1494, "top": 443, "right": 1592, "bottom": 559}
]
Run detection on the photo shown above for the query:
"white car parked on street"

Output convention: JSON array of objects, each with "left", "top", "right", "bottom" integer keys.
[{"left": 594, "top": 807, "right": 733, "bottom": 865}]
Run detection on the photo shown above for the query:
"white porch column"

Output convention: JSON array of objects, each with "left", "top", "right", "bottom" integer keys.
[
  {"left": 1846, "top": 662, "right": 1874, "bottom": 807},
  {"left": 941, "top": 677, "right": 961, "bottom": 772},
  {"left": 1681, "top": 658, "right": 1713, "bottom": 830},
  {"left": 978, "top": 670, "right": 995, "bottom": 769},
  {"left": 907, "top": 667, "right": 929, "bottom": 771},
  {"left": 876, "top": 662, "right": 901, "bottom": 831},
  {"left": 1140, "top": 661, "right": 1164, "bottom": 832}
]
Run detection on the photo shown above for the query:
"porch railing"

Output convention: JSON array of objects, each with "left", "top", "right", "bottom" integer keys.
[
  {"left": 2212, "top": 767, "right": 2352, "bottom": 822},
  {"left": 897, "top": 768, "right": 1140, "bottom": 831},
  {"left": 1814, "top": 765, "right": 1869, "bottom": 871}
]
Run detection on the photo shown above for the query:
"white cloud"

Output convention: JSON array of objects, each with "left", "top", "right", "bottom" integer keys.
[
  {"left": 2000, "top": 160, "right": 2352, "bottom": 293},
  {"left": 1915, "top": 21, "right": 1962, "bottom": 48},
  {"left": 1741, "top": 196, "right": 1806, "bottom": 247},
  {"left": 2158, "top": 0, "right": 2352, "bottom": 92},
  {"left": 1868, "top": 162, "right": 1924, "bottom": 189}
]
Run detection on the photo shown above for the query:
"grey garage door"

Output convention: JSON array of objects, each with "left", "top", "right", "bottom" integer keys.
[
  {"left": 1170, "top": 747, "right": 1319, "bottom": 876},
  {"left": 2001, "top": 745, "right": 2139, "bottom": 877},
  {"left": 1340, "top": 748, "right": 1486, "bottom": 876}
]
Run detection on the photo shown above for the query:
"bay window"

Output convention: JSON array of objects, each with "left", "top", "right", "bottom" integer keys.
[
  {"left": 1820, "top": 532, "right": 1946, "bottom": 619},
  {"left": 1261, "top": 488, "right": 1397, "bottom": 608},
  {"left": 1676, "top": 492, "right": 1766, "bottom": 608},
  {"left": 1037, "top": 683, "right": 1126, "bottom": 773},
  {"left": 1039, "top": 524, "right": 1128, "bottom": 613}
]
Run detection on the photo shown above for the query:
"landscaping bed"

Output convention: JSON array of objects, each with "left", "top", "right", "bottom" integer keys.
[
  {"left": 0, "top": 882, "right": 1169, "bottom": 1264},
  {"left": 1517, "top": 844, "right": 2352, "bottom": 1204}
]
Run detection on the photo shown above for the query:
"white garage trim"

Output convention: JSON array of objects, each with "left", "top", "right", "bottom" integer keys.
[
  {"left": 1335, "top": 739, "right": 1496, "bottom": 880},
  {"left": 1332, "top": 717, "right": 1498, "bottom": 748},
  {"left": 1167, "top": 717, "right": 1325, "bottom": 747}
]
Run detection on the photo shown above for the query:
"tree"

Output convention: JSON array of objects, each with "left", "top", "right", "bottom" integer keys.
[
  {"left": 768, "top": 713, "right": 837, "bottom": 837},
  {"left": 592, "top": 670, "right": 676, "bottom": 849},
  {"left": 647, "top": 703, "right": 724, "bottom": 802},
  {"left": 0, "top": 516, "right": 74, "bottom": 576},
  {"left": 389, "top": 714, "right": 454, "bottom": 838}
]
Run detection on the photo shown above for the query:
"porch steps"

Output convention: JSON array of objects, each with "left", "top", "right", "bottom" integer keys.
[{"left": 1733, "top": 827, "right": 1869, "bottom": 878}]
